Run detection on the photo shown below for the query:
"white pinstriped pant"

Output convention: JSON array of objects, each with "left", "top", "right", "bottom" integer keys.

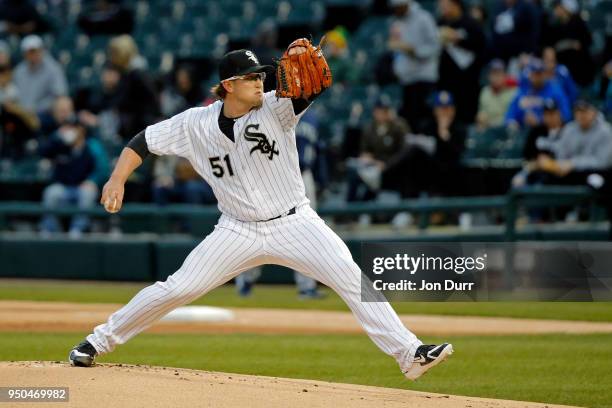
[{"left": 87, "top": 204, "right": 422, "bottom": 372}]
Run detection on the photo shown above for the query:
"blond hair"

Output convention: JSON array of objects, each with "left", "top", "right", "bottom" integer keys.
[
  {"left": 210, "top": 82, "right": 228, "bottom": 100},
  {"left": 108, "top": 35, "right": 138, "bottom": 71}
]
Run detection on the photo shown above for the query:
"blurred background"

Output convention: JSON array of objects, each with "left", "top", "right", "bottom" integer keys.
[{"left": 2, "top": 0, "right": 612, "bottom": 284}]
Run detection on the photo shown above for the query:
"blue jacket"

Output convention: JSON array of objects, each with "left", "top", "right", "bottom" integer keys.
[
  {"left": 518, "top": 64, "right": 578, "bottom": 105},
  {"left": 505, "top": 80, "right": 572, "bottom": 128}
]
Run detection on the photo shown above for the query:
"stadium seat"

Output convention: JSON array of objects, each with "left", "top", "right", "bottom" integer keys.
[{"left": 464, "top": 126, "right": 506, "bottom": 159}]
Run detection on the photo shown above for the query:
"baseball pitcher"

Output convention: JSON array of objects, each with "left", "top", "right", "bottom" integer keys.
[{"left": 68, "top": 39, "right": 452, "bottom": 381}]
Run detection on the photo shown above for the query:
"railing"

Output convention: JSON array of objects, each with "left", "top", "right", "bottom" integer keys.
[{"left": 0, "top": 186, "right": 606, "bottom": 241}]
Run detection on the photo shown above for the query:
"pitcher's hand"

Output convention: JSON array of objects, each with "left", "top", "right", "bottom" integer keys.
[{"left": 100, "top": 177, "right": 124, "bottom": 213}]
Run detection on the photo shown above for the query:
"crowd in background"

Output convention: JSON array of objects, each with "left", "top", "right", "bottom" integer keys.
[
  {"left": 1, "top": 0, "right": 612, "bottom": 233},
  {"left": 348, "top": 0, "right": 612, "bottom": 208}
]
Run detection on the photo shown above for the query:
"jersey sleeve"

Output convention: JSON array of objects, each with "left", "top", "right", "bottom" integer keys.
[
  {"left": 145, "top": 109, "right": 194, "bottom": 159},
  {"left": 266, "top": 92, "right": 308, "bottom": 131}
]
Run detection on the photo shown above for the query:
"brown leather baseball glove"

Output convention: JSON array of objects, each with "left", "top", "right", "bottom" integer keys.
[{"left": 275, "top": 37, "right": 333, "bottom": 100}]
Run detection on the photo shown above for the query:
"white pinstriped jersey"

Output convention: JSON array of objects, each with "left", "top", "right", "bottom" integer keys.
[{"left": 145, "top": 91, "right": 310, "bottom": 221}]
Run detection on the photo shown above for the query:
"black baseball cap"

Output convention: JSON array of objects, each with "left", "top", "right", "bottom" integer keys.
[
  {"left": 574, "top": 98, "right": 595, "bottom": 111},
  {"left": 529, "top": 58, "right": 545, "bottom": 73},
  {"left": 374, "top": 94, "right": 393, "bottom": 109},
  {"left": 434, "top": 90, "right": 455, "bottom": 107},
  {"left": 218, "top": 49, "right": 274, "bottom": 81}
]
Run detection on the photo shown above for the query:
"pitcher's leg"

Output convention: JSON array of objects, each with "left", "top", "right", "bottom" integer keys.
[
  {"left": 87, "top": 224, "right": 262, "bottom": 354},
  {"left": 268, "top": 213, "right": 422, "bottom": 372}
]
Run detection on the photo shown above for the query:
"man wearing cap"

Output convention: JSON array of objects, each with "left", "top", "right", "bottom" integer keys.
[
  {"left": 68, "top": 46, "right": 454, "bottom": 381},
  {"left": 13, "top": 35, "right": 68, "bottom": 114},
  {"left": 521, "top": 98, "right": 564, "bottom": 162},
  {"left": 346, "top": 95, "right": 410, "bottom": 202},
  {"left": 512, "top": 98, "right": 564, "bottom": 186},
  {"left": 386, "top": 90, "right": 466, "bottom": 198},
  {"left": 476, "top": 59, "right": 517, "bottom": 130},
  {"left": 387, "top": 0, "right": 440, "bottom": 133},
  {"left": 549, "top": 101, "right": 612, "bottom": 175},
  {"left": 519, "top": 100, "right": 612, "bottom": 187},
  {"left": 505, "top": 58, "right": 571, "bottom": 129}
]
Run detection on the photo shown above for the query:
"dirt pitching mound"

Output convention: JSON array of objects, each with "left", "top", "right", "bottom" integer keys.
[{"left": 0, "top": 361, "right": 576, "bottom": 408}]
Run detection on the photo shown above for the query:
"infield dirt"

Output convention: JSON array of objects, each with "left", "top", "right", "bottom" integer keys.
[
  {"left": 0, "top": 301, "right": 598, "bottom": 407},
  {"left": 1, "top": 300, "right": 611, "bottom": 335},
  {"left": 0, "top": 361, "right": 579, "bottom": 408}
]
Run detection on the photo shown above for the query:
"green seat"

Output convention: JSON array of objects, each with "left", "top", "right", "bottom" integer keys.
[{"left": 463, "top": 126, "right": 508, "bottom": 159}]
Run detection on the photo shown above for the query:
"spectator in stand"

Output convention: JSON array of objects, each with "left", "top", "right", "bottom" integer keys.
[
  {"left": 77, "top": 0, "right": 134, "bottom": 36},
  {"left": 151, "top": 156, "right": 215, "bottom": 206},
  {"left": 39, "top": 119, "right": 109, "bottom": 237},
  {"left": 37, "top": 96, "right": 76, "bottom": 136},
  {"left": 543, "top": 0, "right": 594, "bottom": 87},
  {"left": 521, "top": 98, "right": 565, "bottom": 163},
  {"left": 13, "top": 35, "right": 68, "bottom": 114},
  {"left": 490, "top": 0, "right": 539, "bottom": 62},
  {"left": 515, "top": 99, "right": 612, "bottom": 188},
  {"left": 83, "top": 64, "right": 122, "bottom": 114},
  {"left": 468, "top": 2, "right": 492, "bottom": 56},
  {"left": 322, "top": 26, "right": 360, "bottom": 85},
  {"left": 0, "top": 47, "right": 41, "bottom": 158},
  {"left": 160, "top": 65, "right": 204, "bottom": 118},
  {"left": 387, "top": 0, "right": 440, "bottom": 133},
  {"left": 106, "top": 35, "right": 160, "bottom": 139},
  {"left": 437, "top": 0, "right": 486, "bottom": 123},
  {"left": 346, "top": 96, "right": 410, "bottom": 202},
  {"left": 517, "top": 51, "right": 578, "bottom": 104},
  {"left": 77, "top": 64, "right": 122, "bottom": 142},
  {"left": 476, "top": 59, "right": 517, "bottom": 130},
  {"left": 0, "top": 42, "right": 16, "bottom": 104},
  {"left": 550, "top": 101, "right": 612, "bottom": 174},
  {"left": 505, "top": 58, "right": 571, "bottom": 129},
  {"left": 541, "top": 47, "right": 578, "bottom": 105},
  {"left": 3, "top": 94, "right": 86, "bottom": 159},
  {"left": 384, "top": 91, "right": 466, "bottom": 199},
  {"left": 0, "top": 0, "right": 49, "bottom": 35}
]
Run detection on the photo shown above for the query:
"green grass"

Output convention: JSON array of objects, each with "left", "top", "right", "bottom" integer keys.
[
  {"left": 1, "top": 279, "right": 611, "bottom": 321},
  {"left": 1, "top": 332, "right": 611, "bottom": 407}
]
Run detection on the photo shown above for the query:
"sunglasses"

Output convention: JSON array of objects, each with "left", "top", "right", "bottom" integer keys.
[{"left": 224, "top": 72, "right": 266, "bottom": 82}]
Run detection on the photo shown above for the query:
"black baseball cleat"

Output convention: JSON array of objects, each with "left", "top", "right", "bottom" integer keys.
[
  {"left": 404, "top": 343, "right": 453, "bottom": 381},
  {"left": 68, "top": 340, "right": 98, "bottom": 367}
]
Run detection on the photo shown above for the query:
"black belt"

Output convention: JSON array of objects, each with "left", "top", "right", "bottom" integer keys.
[{"left": 264, "top": 207, "right": 296, "bottom": 221}]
